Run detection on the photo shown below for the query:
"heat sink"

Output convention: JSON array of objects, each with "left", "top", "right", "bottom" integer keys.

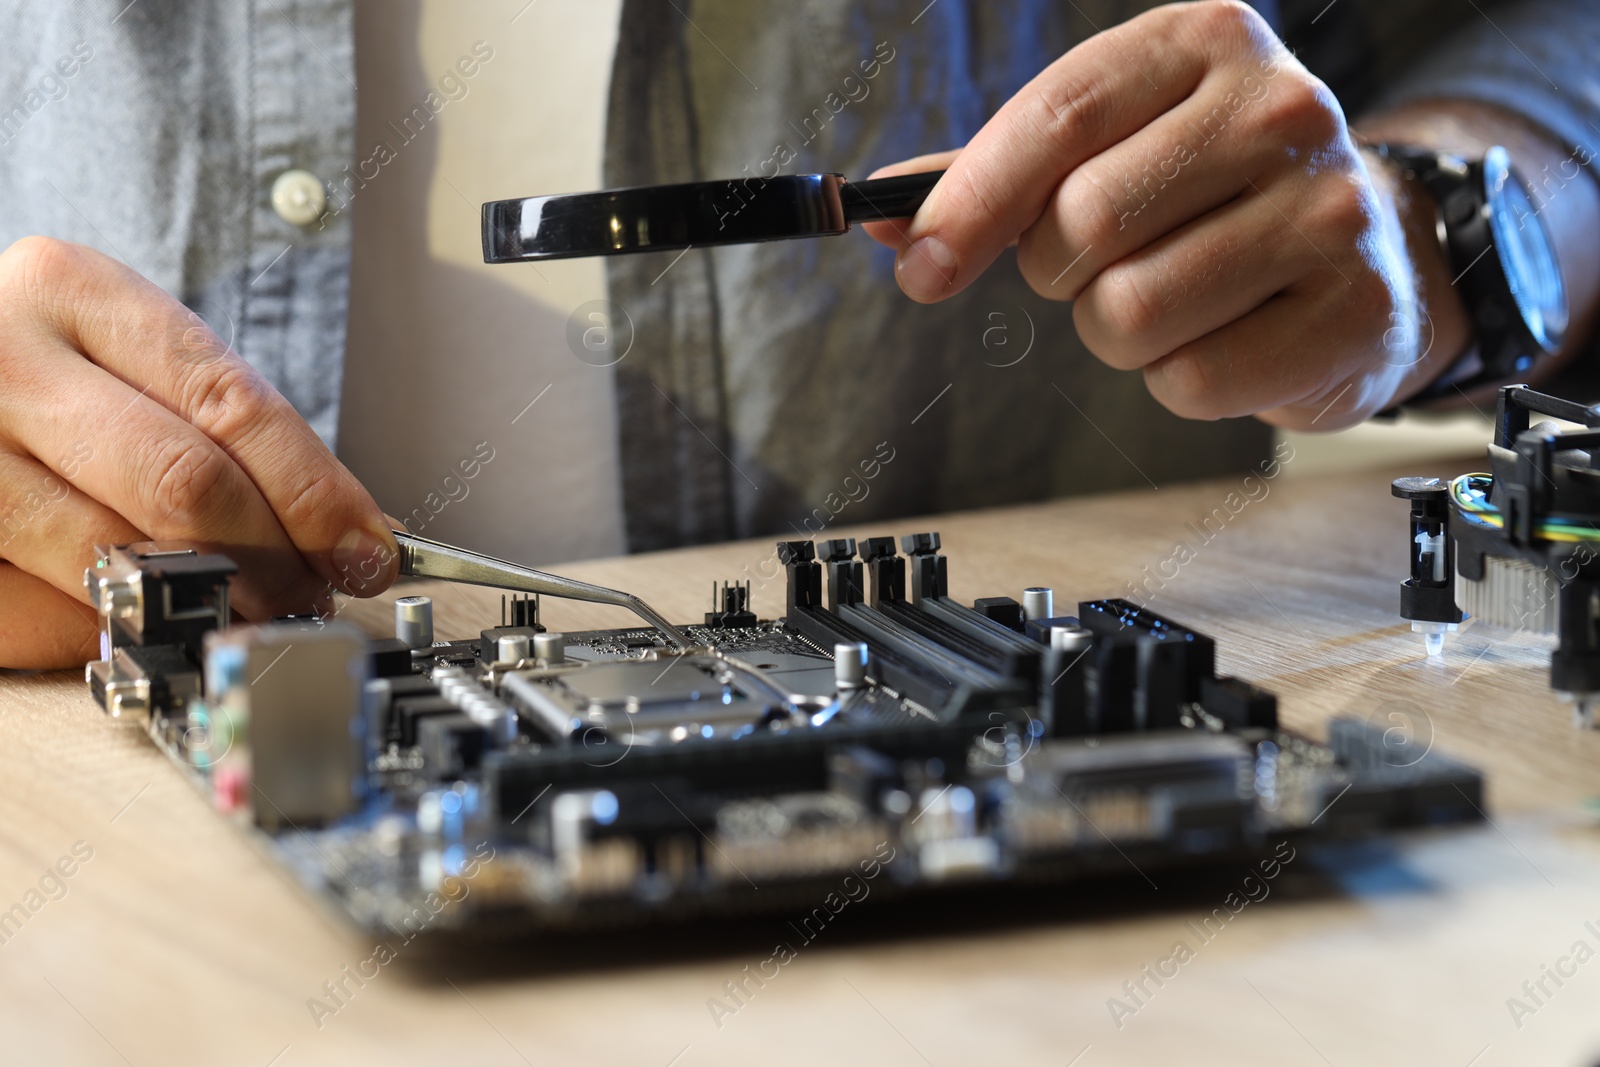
[{"left": 1455, "top": 555, "right": 1559, "bottom": 634}]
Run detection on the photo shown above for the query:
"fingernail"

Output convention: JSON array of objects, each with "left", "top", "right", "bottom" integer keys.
[
  {"left": 333, "top": 525, "right": 399, "bottom": 595},
  {"left": 896, "top": 235, "right": 958, "bottom": 302}
]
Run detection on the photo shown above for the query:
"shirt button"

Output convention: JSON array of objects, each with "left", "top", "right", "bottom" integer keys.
[{"left": 271, "top": 168, "right": 327, "bottom": 227}]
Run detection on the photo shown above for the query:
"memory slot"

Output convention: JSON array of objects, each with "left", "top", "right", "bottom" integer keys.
[
  {"left": 871, "top": 600, "right": 1031, "bottom": 680},
  {"left": 783, "top": 605, "right": 960, "bottom": 711},
  {"left": 906, "top": 596, "right": 1044, "bottom": 680},
  {"left": 835, "top": 602, "right": 1003, "bottom": 691}
]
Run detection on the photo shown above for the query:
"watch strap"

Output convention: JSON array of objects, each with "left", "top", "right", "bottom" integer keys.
[{"left": 1366, "top": 142, "right": 1534, "bottom": 404}]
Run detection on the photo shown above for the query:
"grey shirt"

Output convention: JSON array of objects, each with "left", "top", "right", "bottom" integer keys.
[
  {"left": 2, "top": 0, "right": 1597, "bottom": 553},
  {"left": 0, "top": 0, "right": 356, "bottom": 444}
]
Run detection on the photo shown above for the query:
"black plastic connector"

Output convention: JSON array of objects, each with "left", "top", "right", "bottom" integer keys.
[
  {"left": 818, "top": 538, "right": 865, "bottom": 610},
  {"left": 901, "top": 532, "right": 948, "bottom": 603},
  {"left": 859, "top": 536, "right": 906, "bottom": 607},
  {"left": 368, "top": 637, "right": 414, "bottom": 678},
  {"left": 1391, "top": 477, "right": 1465, "bottom": 625},
  {"left": 778, "top": 540, "right": 823, "bottom": 613},
  {"left": 418, "top": 714, "right": 491, "bottom": 775},
  {"left": 705, "top": 581, "right": 758, "bottom": 628},
  {"left": 1200, "top": 676, "right": 1278, "bottom": 730},
  {"left": 972, "top": 596, "right": 1024, "bottom": 632}
]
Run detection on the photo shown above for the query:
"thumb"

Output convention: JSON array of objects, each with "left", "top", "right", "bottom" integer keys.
[{"left": 857, "top": 149, "right": 962, "bottom": 249}]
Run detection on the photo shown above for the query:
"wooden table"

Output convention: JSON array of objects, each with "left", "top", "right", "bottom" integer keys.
[{"left": 4, "top": 460, "right": 1599, "bottom": 1067}]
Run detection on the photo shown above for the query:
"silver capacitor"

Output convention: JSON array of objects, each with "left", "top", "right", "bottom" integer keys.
[
  {"left": 534, "top": 631, "right": 565, "bottom": 667},
  {"left": 1022, "top": 587, "right": 1054, "bottom": 622},
  {"left": 834, "top": 642, "right": 868, "bottom": 690},
  {"left": 395, "top": 595, "right": 434, "bottom": 650},
  {"left": 1050, "top": 624, "right": 1093, "bottom": 653},
  {"left": 497, "top": 633, "right": 531, "bottom": 663}
]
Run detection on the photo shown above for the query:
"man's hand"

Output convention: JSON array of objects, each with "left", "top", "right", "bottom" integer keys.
[
  {"left": 0, "top": 237, "right": 399, "bottom": 669},
  {"left": 862, "top": 0, "right": 1473, "bottom": 428}
]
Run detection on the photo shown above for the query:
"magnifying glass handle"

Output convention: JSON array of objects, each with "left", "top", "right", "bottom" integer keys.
[{"left": 840, "top": 170, "right": 945, "bottom": 224}]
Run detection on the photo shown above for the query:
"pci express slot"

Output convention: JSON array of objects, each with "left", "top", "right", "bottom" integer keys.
[{"left": 487, "top": 717, "right": 979, "bottom": 820}]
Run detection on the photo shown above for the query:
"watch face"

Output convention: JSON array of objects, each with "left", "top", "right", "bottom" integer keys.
[{"left": 1485, "top": 145, "right": 1568, "bottom": 353}]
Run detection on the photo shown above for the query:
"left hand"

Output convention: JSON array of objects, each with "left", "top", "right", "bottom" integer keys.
[{"left": 861, "top": 0, "right": 1463, "bottom": 429}]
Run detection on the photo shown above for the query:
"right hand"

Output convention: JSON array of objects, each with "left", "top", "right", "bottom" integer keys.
[{"left": 0, "top": 237, "right": 399, "bottom": 669}]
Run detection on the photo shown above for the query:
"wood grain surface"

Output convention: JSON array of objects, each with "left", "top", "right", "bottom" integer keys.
[{"left": 3, "top": 459, "right": 1599, "bottom": 1067}]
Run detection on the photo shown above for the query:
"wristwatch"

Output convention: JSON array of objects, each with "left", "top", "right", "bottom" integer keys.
[{"left": 1369, "top": 142, "right": 1569, "bottom": 400}]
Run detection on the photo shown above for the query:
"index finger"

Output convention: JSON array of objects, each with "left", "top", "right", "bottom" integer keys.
[
  {"left": 891, "top": 3, "right": 1219, "bottom": 303},
  {"left": 24, "top": 240, "right": 398, "bottom": 596}
]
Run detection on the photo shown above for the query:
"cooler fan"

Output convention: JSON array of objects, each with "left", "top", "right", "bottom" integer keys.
[{"left": 1395, "top": 386, "right": 1600, "bottom": 727}]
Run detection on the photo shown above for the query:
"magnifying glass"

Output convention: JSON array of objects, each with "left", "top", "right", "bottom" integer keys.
[{"left": 481, "top": 169, "right": 944, "bottom": 264}]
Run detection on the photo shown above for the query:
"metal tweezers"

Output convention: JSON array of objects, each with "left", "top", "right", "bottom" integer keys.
[{"left": 391, "top": 529, "right": 694, "bottom": 649}]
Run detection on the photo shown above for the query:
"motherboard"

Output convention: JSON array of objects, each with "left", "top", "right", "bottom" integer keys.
[{"left": 84, "top": 532, "right": 1484, "bottom": 934}]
